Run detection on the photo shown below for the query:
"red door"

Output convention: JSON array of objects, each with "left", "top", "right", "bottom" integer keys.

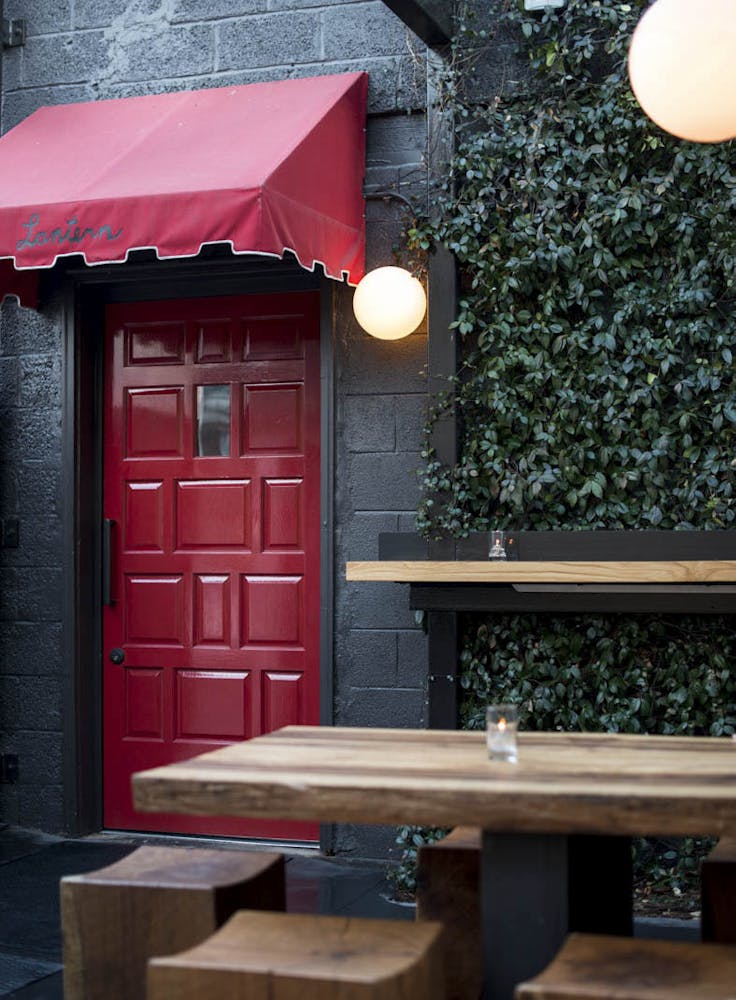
[{"left": 102, "top": 292, "right": 320, "bottom": 840}]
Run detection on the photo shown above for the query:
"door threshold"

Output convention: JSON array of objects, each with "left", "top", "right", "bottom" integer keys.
[{"left": 85, "top": 829, "right": 321, "bottom": 856}]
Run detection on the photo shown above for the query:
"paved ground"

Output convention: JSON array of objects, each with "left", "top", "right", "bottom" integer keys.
[
  {"left": 0, "top": 824, "right": 700, "bottom": 999},
  {"left": 0, "top": 825, "right": 412, "bottom": 999}
]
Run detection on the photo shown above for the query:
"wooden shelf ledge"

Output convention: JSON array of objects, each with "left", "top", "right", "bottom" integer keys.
[{"left": 345, "top": 560, "right": 736, "bottom": 584}]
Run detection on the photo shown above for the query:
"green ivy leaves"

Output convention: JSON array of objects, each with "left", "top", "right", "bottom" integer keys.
[
  {"left": 414, "top": 0, "right": 736, "bottom": 538},
  {"left": 413, "top": 0, "right": 736, "bottom": 742},
  {"left": 458, "top": 614, "right": 736, "bottom": 738}
]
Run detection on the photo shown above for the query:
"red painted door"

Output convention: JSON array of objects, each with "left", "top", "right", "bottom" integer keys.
[{"left": 102, "top": 292, "right": 320, "bottom": 840}]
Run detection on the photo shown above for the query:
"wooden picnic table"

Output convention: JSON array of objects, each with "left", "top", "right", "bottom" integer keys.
[{"left": 133, "top": 726, "right": 736, "bottom": 999}]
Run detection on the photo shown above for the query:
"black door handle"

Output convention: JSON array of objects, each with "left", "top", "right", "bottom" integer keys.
[
  {"left": 103, "top": 519, "right": 116, "bottom": 606},
  {"left": 109, "top": 648, "right": 125, "bottom": 665}
]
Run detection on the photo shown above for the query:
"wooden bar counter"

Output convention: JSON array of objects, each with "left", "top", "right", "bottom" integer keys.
[{"left": 345, "top": 559, "right": 736, "bottom": 584}]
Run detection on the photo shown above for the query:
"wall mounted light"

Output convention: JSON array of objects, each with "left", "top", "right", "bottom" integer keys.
[
  {"left": 352, "top": 266, "right": 427, "bottom": 341},
  {"left": 628, "top": 0, "right": 736, "bottom": 143}
]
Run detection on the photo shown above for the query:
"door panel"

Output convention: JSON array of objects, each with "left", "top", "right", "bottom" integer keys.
[{"left": 103, "top": 292, "right": 320, "bottom": 840}]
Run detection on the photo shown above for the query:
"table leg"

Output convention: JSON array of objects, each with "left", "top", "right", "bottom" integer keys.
[
  {"left": 481, "top": 833, "right": 568, "bottom": 1000},
  {"left": 481, "top": 833, "right": 633, "bottom": 1000},
  {"left": 568, "top": 834, "right": 633, "bottom": 936}
]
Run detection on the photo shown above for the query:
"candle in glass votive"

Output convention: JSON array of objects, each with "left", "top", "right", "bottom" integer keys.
[{"left": 486, "top": 704, "right": 519, "bottom": 763}]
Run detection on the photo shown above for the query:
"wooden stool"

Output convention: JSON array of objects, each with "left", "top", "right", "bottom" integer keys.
[
  {"left": 61, "top": 844, "right": 285, "bottom": 1000},
  {"left": 514, "top": 933, "right": 736, "bottom": 999},
  {"left": 701, "top": 836, "right": 736, "bottom": 942},
  {"left": 148, "top": 910, "right": 446, "bottom": 1000},
  {"left": 416, "top": 826, "right": 482, "bottom": 1000}
]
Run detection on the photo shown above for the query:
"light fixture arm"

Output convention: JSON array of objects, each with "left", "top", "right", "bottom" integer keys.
[{"left": 363, "top": 189, "right": 418, "bottom": 215}]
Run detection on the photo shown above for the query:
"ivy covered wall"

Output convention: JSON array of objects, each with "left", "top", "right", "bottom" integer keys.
[{"left": 411, "top": 0, "right": 736, "bottom": 738}]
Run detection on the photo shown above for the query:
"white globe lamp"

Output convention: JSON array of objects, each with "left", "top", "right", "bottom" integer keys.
[
  {"left": 352, "top": 266, "right": 427, "bottom": 341},
  {"left": 628, "top": 0, "right": 736, "bottom": 143}
]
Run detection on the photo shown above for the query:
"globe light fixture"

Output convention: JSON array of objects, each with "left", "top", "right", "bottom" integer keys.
[
  {"left": 352, "top": 266, "right": 427, "bottom": 341},
  {"left": 628, "top": 0, "right": 736, "bottom": 143}
]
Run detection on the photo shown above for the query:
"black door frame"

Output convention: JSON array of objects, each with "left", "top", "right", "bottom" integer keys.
[{"left": 57, "top": 254, "right": 335, "bottom": 839}]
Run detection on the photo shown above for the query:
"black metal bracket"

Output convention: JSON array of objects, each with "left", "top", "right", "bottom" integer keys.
[
  {"left": 427, "top": 611, "right": 457, "bottom": 728},
  {"left": 379, "top": 0, "right": 452, "bottom": 49},
  {"left": 363, "top": 189, "right": 417, "bottom": 214},
  {"left": 2, "top": 18, "right": 26, "bottom": 48}
]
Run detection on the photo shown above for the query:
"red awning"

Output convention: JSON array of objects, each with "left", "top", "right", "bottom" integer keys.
[{"left": 0, "top": 73, "right": 368, "bottom": 307}]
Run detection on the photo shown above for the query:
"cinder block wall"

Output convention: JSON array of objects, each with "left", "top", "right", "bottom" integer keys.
[
  {"left": 0, "top": 0, "right": 429, "bottom": 851},
  {"left": 0, "top": 305, "right": 65, "bottom": 828},
  {"left": 1, "top": 0, "right": 427, "bottom": 126}
]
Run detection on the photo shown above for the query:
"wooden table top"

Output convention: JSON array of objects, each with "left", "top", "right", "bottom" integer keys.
[
  {"left": 132, "top": 727, "right": 736, "bottom": 838},
  {"left": 345, "top": 559, "right": 736, "bottom": 583}
]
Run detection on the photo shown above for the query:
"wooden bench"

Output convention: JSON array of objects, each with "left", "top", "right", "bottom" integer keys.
[
  {"left": 148, "top": 909, "right": 446, "bottom": 999},
  {"left": 514, "top": 933, "right": 736, "bottom": 999},
  {"left": 416, "top": 826, "right": 482, "bottom": 1000},
  {"left": 701, "top": 836, "right": 736, "bottom": 943},
  {"left": 61, "top": 844, "right": 285, "bottom": 1000}
]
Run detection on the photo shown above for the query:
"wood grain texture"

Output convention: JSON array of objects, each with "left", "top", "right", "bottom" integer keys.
[
  {"left": 61, "top": 846, "right": 285, "bottom": 1000},
  {"left": 345, "top": 559, "right": 736, "bottom": 583},
  {"left": 133, "top": 727, "right": 736, "bottom": 838},
  {"left": 416, "top": 827, "right": 482, "bottom": 1000},
  {"left": 701, "top": 837, "right": 736, "bottom": 944},
  {"left": 514, "top": 932, "right": 736, "bottom": 999},
  {"left": 147, "top": 910, "right": 445, "bottom": 1000}
]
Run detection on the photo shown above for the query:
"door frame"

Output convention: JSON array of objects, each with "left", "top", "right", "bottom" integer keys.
[{"left": 58, "top": 254, "right": 336, "bottom": 845}]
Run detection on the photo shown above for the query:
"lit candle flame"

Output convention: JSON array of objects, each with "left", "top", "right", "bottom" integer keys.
[{"left": 498, "top": 718, "right": 507, "bottom": 732}]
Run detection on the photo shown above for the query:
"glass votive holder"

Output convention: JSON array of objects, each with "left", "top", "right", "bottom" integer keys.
[
  {"left": 486, "top": 704, "right": 519, "bottom": 763},
  {"left": 488, "top": 530, "right": 507, "bottom": 560}
]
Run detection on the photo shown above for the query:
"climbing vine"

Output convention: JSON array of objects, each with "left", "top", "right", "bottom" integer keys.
[
  {"left": 412, "top": 0, "right": 736, "bottom": 537},
  {"left": 393, "top": 0, "right": 736, "bottom": 901}
]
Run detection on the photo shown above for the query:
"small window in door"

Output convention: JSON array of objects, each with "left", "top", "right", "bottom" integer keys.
[{"left": 196, "top": 384, "right": 230, "bottom": 456}]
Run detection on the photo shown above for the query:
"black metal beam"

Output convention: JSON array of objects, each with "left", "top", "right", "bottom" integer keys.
[
  {"left": 381, "top": 0, "right": 453, "bottom": 48},
  {"left": 410, "top": 583, "right": 736, "bottom": 614},
  {"left": 426, "top": 241, "right": 458, "bottom": 723},
  {"left": 481, "top": 832, "right": 633, "bottom": 1000},
  {"left": 427, "top": 612, "right": 458, "bottom": 727},
  {"left": 424, "top": 51, "right": 459, "bottom": 725}
]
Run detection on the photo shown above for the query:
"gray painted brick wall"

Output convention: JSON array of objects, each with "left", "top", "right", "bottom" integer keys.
[
  {"left": 1, "top": 0, "right": 427, "bottom": 129},
  {"left": 330, "top": 230, "right": 429, "bottom": 855},
  {"left": 0, "top": 300, "right": 65, "bottom": 830},
  {"left": 0, "top": 0, "right": 431, "bottom": 853}
]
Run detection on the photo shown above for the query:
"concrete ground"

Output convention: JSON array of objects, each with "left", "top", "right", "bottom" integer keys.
[
  {"left": 0, "top": 824, "right": 699, "bottom": 998},
  {"left": 0, "top": 825, "right": 412, "bottom": 999}
]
